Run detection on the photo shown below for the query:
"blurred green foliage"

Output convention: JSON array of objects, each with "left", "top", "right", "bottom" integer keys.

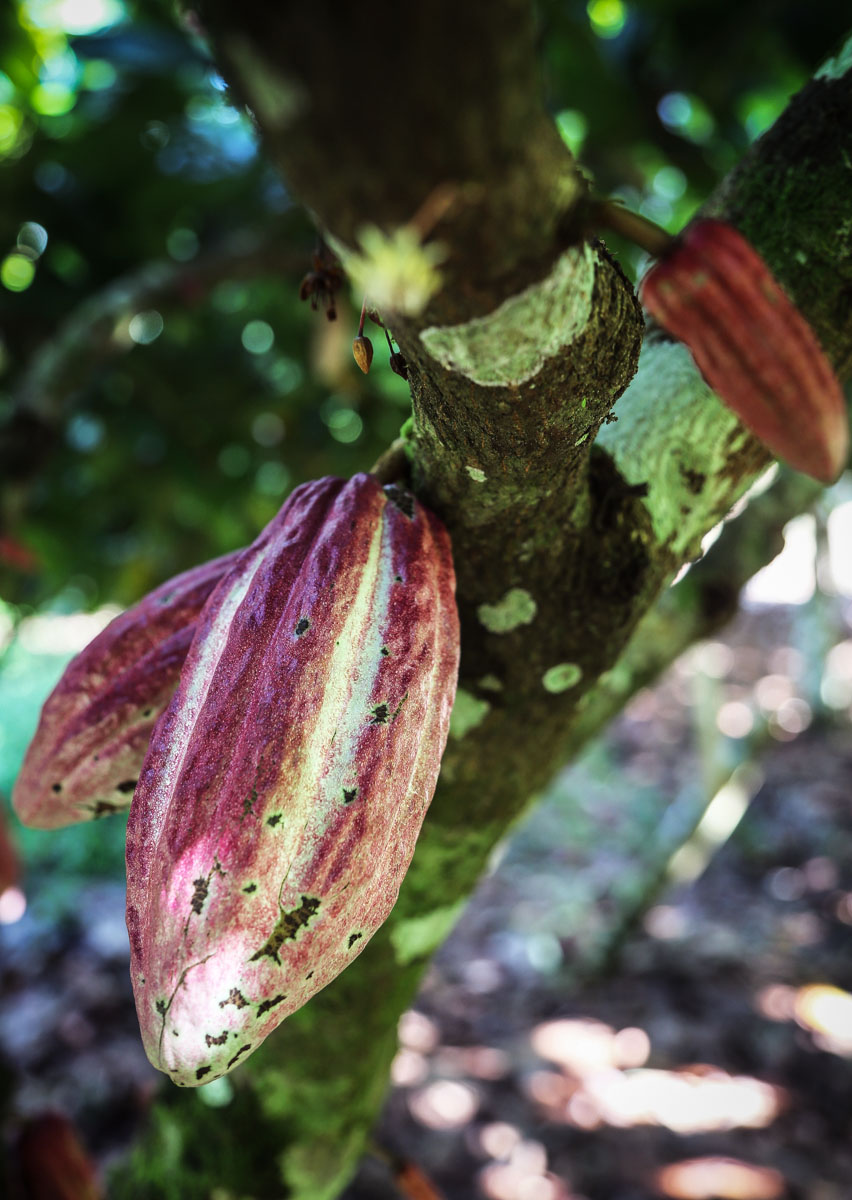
[
  {"left": 0, "top": 0, "right": 848, "bottom": 618},
  {"left": 0, "top": 627, "right": 127, "bottom": 883}
]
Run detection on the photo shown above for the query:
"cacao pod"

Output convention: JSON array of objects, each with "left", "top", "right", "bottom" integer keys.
[
  {"left": 16, "top": 1113, "right": 102, "bottom": 1200},
  {"left": 125, "top": 473, "right": 459, "bottom": 1086},
  {"left": 13, "top": 551, "right": 239, "bottom": 829},
  {"left": 639, "top": 218, "right": 848, "bottom": 483}
]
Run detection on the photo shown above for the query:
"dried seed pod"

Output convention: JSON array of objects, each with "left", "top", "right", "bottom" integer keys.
[
  {"left": 125, "top": 474, "right": 459, "bottom": 1086},
  {"left": 16, "top": 1113, "right": 102, "bottom": 1200},
  {"left": 352, "top": 334, "right": 374, "bottom": 374},
  {"left": 13, "top": 551, "right": 240, "bottom": 829},
  {"left": 639, "top": 218, "right": 848, "bottom": 483}
]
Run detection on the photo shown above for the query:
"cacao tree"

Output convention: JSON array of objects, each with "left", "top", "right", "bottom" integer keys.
[{"left": 2, "top": 1, "right": 851, "bottom": 1197}]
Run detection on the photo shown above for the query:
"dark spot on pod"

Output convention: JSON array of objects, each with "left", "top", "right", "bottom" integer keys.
[
  {"left": 243, "top": 882, "right": 258, "bottom": 894},
  {"left": 394, "top": 575, "right": 404, "bottom": 583},
  {"left": 91, "top": 800, "right": 122, "bottom": 817},
  {"left": 369, "top": 703, "right": 389, "bottom": 725},
  {"left": 196, "top": 1065, "right": 212, "bottom": 1080},
  {"left": 92, "top": 754, "right": 100, "bottom": 761},
  {"left": 204, "top": 1030, "right": 229, "bottom": 1047},
  {"left": 294, "top": 617, "right": 310, "bottom": 636},
  {"left": 256, "top": 992, "right": 287, "bottom": 1016},
  {"left": 348, "top": 932, "right": 363, "bottom": 949},
  {"left": 190, "top": 876, "right": 209, "bottom": 915},
  {"left": 305, "top": 970, "right": 314, "bottom": 980},
  {"left": 342, "top": 787, "right": 358, "bottom": 804},
  {"left": 155, "top": 999, "right": 167, "bottom": 1015},
  {"left": 380, "top": 646, "right": 389, "bottom": 656},
  {"left": 266, "top": 813, "right": 282, "bottom": 828},
  {"left": 250, "top": 896, "right": 320, "bottom": 964},
  {"left": 227, "top": 1044, "right": 252, "bottom": 1069},
  {"left": 142, "top": 708, "right": 153, "bottom": 718},
  {"left": 52, "top": 783, "right": 62, "bottom": 793},
  {"left": 219, "top": 988, "right": 249, "bottom": 1009},
  {"left": 116, "top": 779, "right": 138, "bottom": 794}
]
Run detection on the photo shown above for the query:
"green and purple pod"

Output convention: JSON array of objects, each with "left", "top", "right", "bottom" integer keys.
[
  {"left": 13, "top": 551, "right": 240, "bottom": 829},
  {"left": 125, "top": 474, "right": 460, "bottom": 1086}
]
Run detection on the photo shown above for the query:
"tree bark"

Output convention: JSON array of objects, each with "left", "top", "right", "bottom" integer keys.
[{"left": 117, "top": 5, "right": 852, "bottom": 1196}]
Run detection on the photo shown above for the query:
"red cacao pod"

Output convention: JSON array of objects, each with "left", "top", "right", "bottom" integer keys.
[
  {"left": 16, "top": 1113, "right": 101, "bottom": 1200},
  {"left": 639, "top": 218, "right": 848, "bottom": 483},
  {"left": 12, "top": 551, "right": 239, "bottom": 829},
  {"left": 125, "top": 474, "right": 459, "bottom": 1086}
]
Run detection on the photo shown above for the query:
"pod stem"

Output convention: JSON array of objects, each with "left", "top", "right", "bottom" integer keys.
[
  {"left": 358, "top": 296, "right": 367, "bottom": 337},
  {"left": 593, "top": 200, "right": 676, "bottom": 259}
]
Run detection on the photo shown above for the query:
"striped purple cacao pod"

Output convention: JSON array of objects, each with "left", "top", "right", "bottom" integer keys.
[
  {"left": 639, "top": 218, "right": 848, "bottom": 483},
  {"left": 125, "top": 473, "right": 459, "bottom": 1086},
  {"left": 12, "top": 551, "right": 239, "bottom": 829}
]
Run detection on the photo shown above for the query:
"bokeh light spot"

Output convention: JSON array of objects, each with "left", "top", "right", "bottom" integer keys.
[
  {"left": 653, "top": 165, "right": 687, "bottom": 200},
  {"left": 82, "top": 59, "right": 117, "bottom": 90},
  {"left": 128, "top": 310, "right": 164, "bottom": 345},
  {"left": 251, "top": 412, "right": 285, "bottom": 447},
  {"left": 23, "top": 0, "right": 126, "bottom": 35},
  {"left": 794, "top": 984, "right": 852, "bottom": 1055},
  {"left": 30, "top": 82, "right": 76, "bottom": 117},
  {"left": 657, "top": 92, "right": 715, "bottom": 143},
  {"left": 66, "top": 413, "right": 105, "bottom": 452},
  {"left": 326, "top": 408, "right": 363, "bottom": 444},
  {"left": 242, "top": 319, "right": 275, "bottom": 354},
  {"left": 587, "top": 0, "right": 626, "bottom": 39},
  {"left": 0, "top": 105, "right": 23, "bottom": 155},
  {"left": 1, "top": 254, "right": 36, "bottom": 292},
  {"left": 390, "top": 1048, "right": 428, "bottom": 1087},
  {"left": 0, "top": 887, "right": 26, "bottom": 925},
  {"left": 655, "top": 1157, "right": 784, "bottom": 1199},
  {"left": 716, "top": 700, "right": 754, "bottom": 738},
  {"left": 34, "top": 160, "right": 69, "bottom": 192},
  {"left": 408, "top": 1079, "right": 479, "bottom": 1130},
  {"left": 166, "top": 227, "right": 199, "bottom": 262},
  {"left": 398, "top": 1009, "right": 439, "bottom": 1053},
  {"left": 254, "top": 461, "right": 290, "bottom": 497},
  {"left": 17, "top": 221, "right": 48, "bottom": 258}
]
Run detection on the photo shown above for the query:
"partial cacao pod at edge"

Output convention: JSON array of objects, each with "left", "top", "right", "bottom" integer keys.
[
  {"left": 16, "top": 1112, "right": 102, "bottom": 1200},
  {"left": 12, "top": 551, "right": 241, "bottom": 830},
  {"left": 639, "top": 218, "right": 849, "bottom": 484},
  {"left": 125, "top": 473, "right": 460, "bottom": 1087}
]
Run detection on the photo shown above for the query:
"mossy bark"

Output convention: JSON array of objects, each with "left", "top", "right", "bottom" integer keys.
[{"left": 117, "top": 6, "right": 852, "bottom": 1196}]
